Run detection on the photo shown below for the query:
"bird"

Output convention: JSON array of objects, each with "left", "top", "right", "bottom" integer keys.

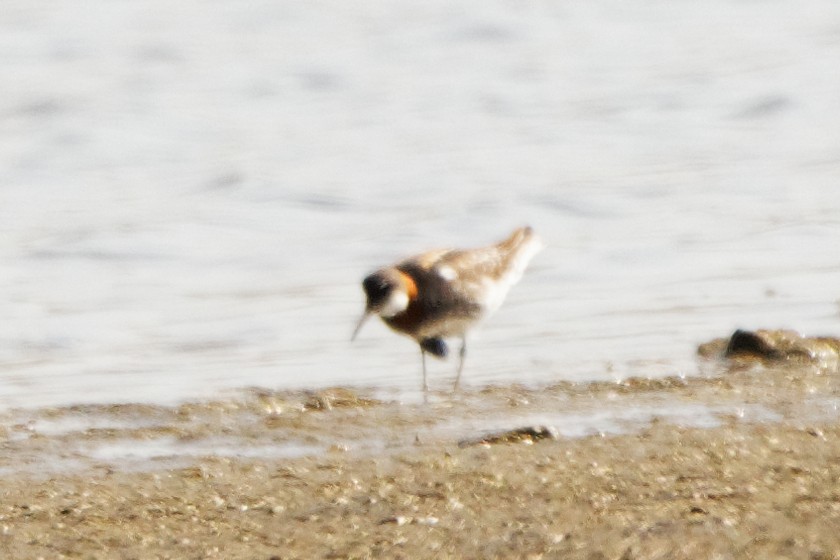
[{"left": 352, "top": 226, "right": 542, "bottom": 391}]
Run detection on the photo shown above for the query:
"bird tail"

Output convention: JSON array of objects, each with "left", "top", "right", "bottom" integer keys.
[
  {"left": 500, "top": 226, "right": 537, "bottom": 250},
  {"left": 498, "top": 226, "right": 543, "bottom": 281}
]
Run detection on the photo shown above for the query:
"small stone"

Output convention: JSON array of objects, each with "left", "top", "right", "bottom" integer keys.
[
  {"left": 380, "top": 515, "right": 409, "bottom": 526},
  {"left": 458, "top": 425, "right": 559, "bottom": 447}
]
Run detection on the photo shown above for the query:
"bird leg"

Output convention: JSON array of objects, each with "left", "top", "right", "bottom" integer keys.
[
  {"left": 421, "top": 348, "right": 428, "bottom": 393},
  {"left": 453, "top": 338, "right": 467, "bottom": 391}
]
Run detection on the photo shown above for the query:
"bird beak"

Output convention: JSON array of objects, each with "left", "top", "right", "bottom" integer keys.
[{"left": 351, "top": 311, "right": 371, "bottom": 341}]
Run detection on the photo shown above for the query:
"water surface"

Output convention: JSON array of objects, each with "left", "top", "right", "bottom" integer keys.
[{"left": 2, "top": 0, "right": 839, "bottom": 411}]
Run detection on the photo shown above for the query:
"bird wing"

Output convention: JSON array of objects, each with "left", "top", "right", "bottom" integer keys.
[
  {"left": 433, "top": 246, "right": 506, "bottom": 281},
  {"left": 432, "top": 227, "right": 540, "bottom": 283},
  {"left": 392, "top": 228, "right": 541, "bottom": 333},
  {"left": 430, "top": 227, "right": 542, "bottom": 313}
]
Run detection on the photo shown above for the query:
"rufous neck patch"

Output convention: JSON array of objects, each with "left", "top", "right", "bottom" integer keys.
[{"left": 398, "top": 271, "right": 418, "bottom": 300}]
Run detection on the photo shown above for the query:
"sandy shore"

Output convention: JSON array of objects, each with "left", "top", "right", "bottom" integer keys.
[{"left": 1, "top": 360, "right": 839, "bottom": 559}]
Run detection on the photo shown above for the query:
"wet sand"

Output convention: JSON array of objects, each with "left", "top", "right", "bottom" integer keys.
[{"left": 1, "top": 360, "right": 839, "bottom": 559}]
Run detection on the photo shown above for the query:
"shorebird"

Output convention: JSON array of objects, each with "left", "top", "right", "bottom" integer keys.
[{"left": 352, "top": 226, "right": 542, "bottom": 391}]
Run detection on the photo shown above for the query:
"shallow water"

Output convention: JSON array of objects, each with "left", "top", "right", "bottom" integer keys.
[
  {"left": 2, "top": 0, "right": 840, "bottom": 412},
  {"left": 0, "top": 368, "right": 829, "bottom": 475}
]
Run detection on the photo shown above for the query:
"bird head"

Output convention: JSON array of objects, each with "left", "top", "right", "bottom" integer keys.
[{"left": 351, "top": 269, "right": 413, "bottom": 340}]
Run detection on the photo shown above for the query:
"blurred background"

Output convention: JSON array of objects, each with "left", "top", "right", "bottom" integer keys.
[{"left": 1, "top": 0, "right": 839, "bottom": 410}]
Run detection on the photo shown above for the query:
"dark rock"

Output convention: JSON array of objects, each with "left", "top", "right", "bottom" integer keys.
[{"left": 699, "top": 329, "right": 840, "bottom": 371}]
